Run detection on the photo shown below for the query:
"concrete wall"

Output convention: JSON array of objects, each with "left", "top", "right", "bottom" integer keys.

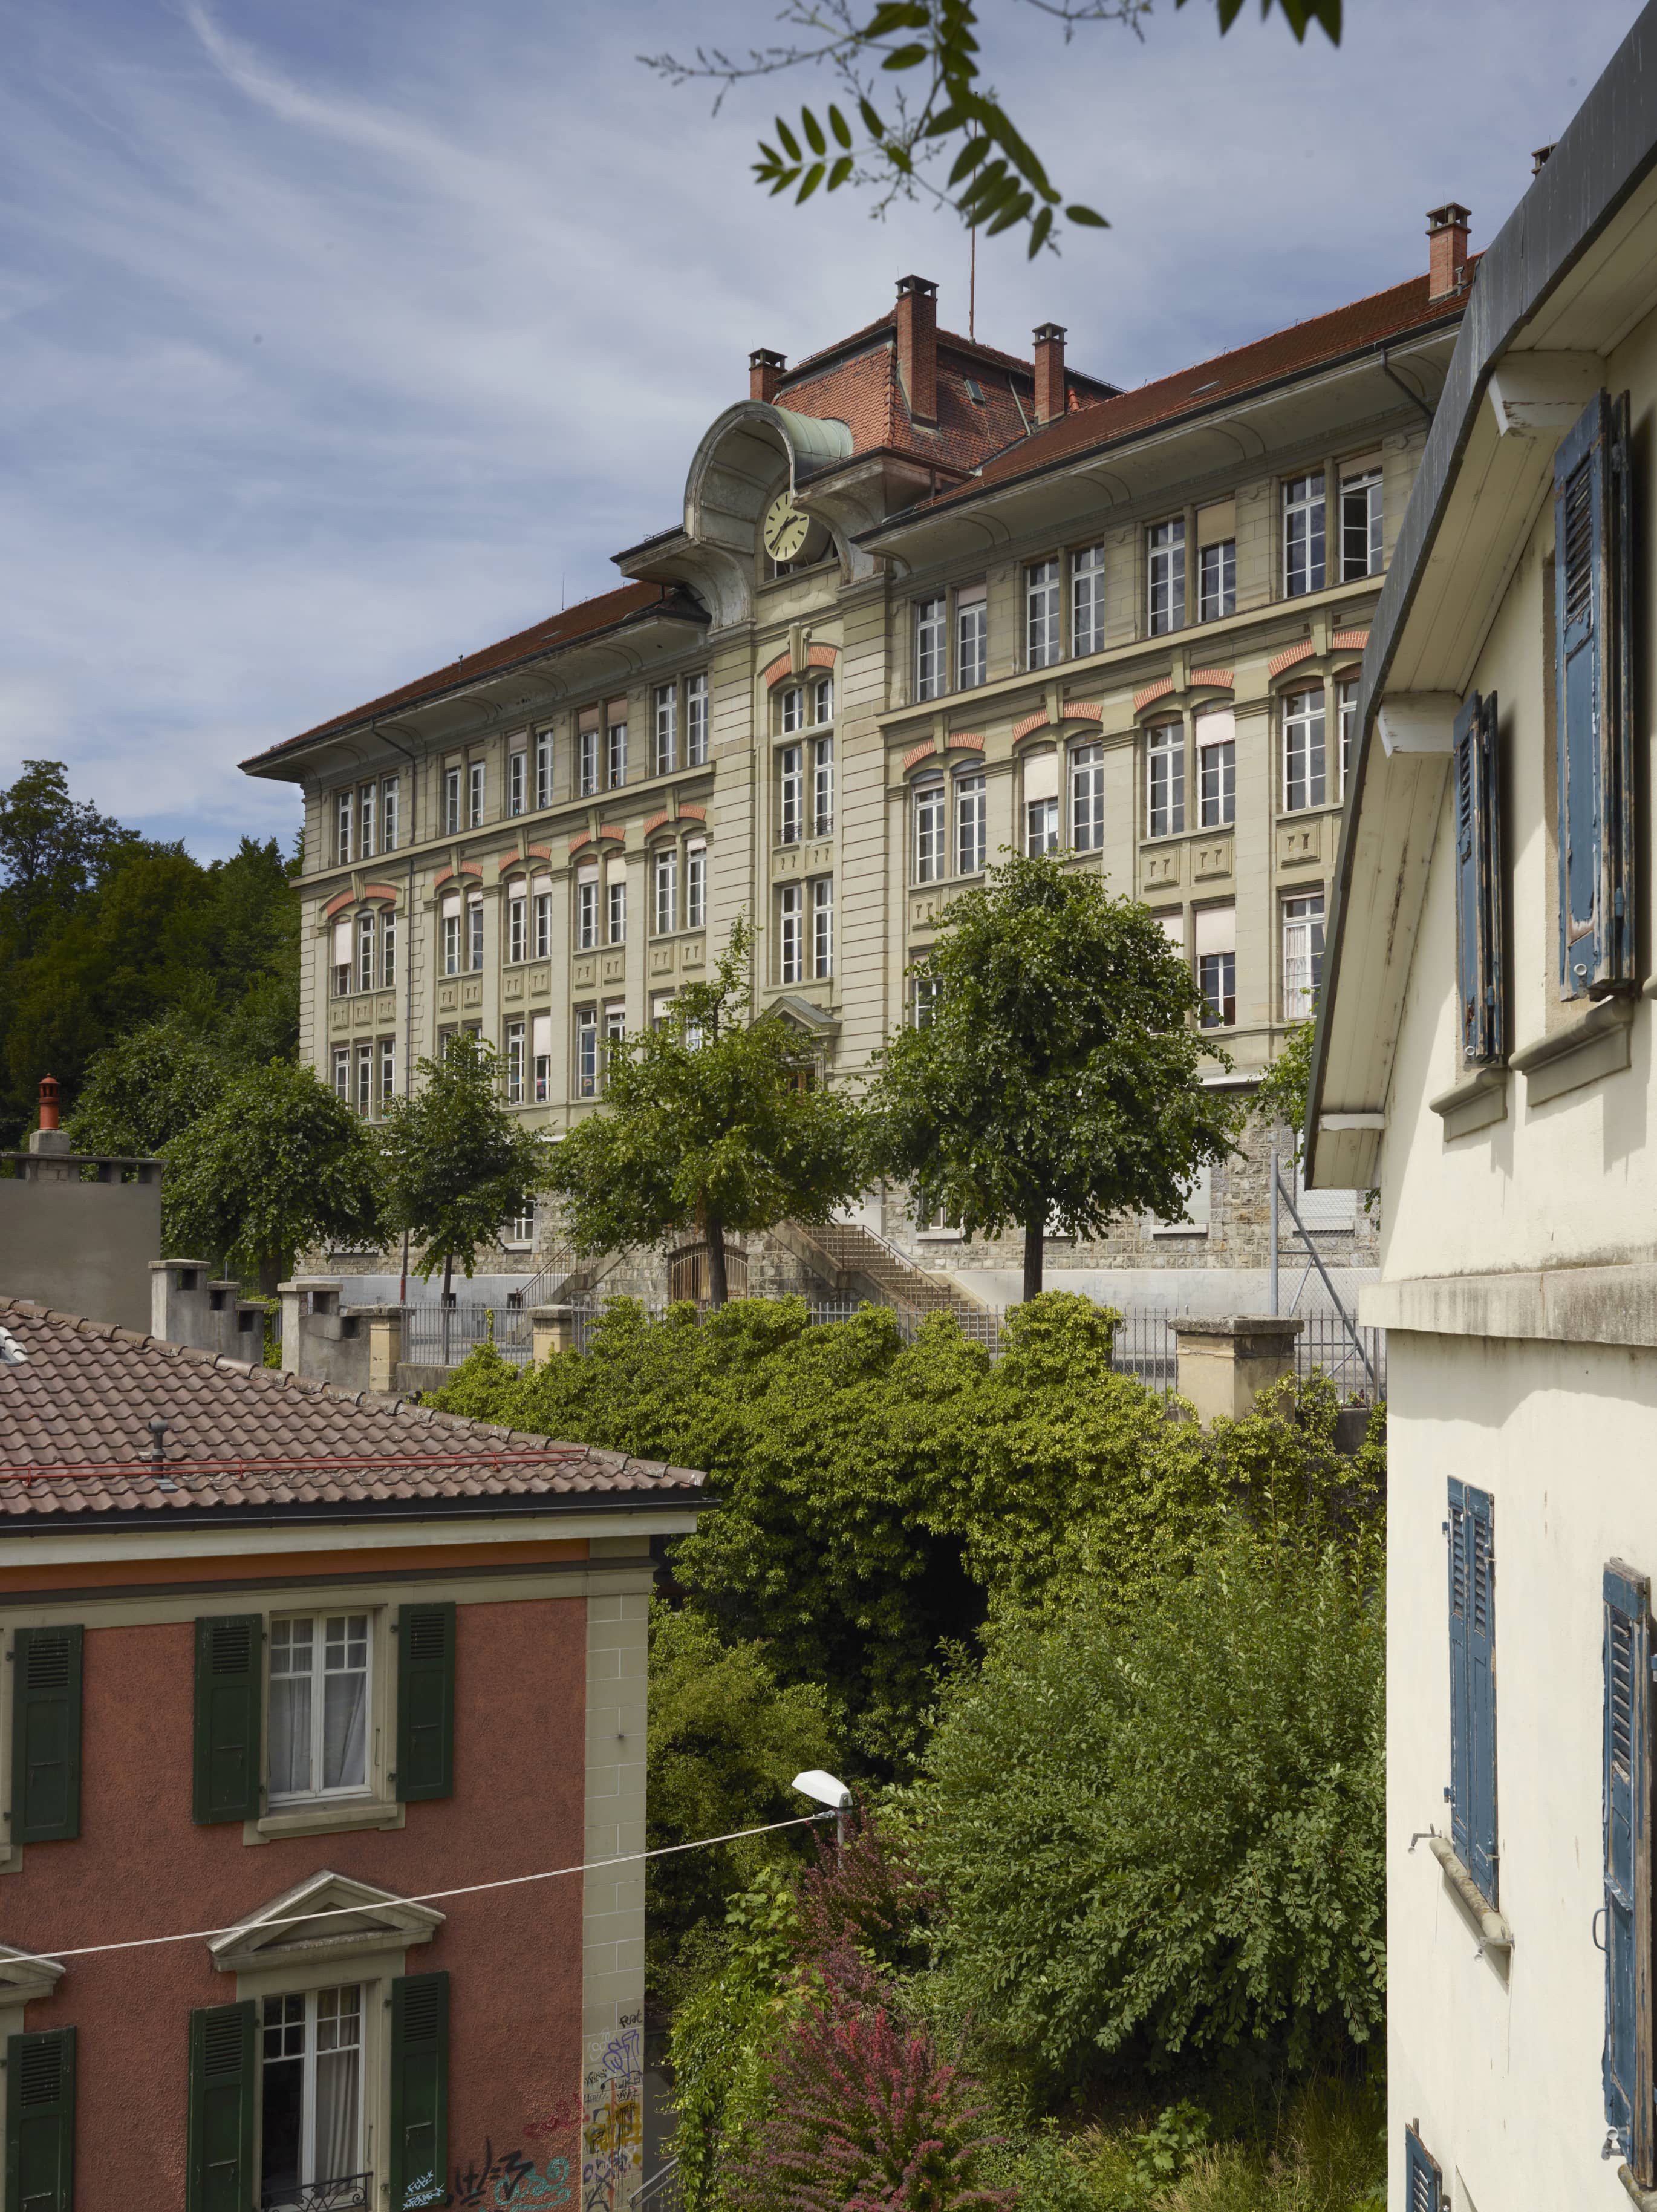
[{"left": 0, "top": 1171, "right": 160, "bottom": 1331}]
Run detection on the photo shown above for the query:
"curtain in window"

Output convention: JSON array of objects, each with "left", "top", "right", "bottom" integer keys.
[
  {"left": 324, "top": 1662, "right": 368, "bottom": 1791},
  {"left": 314, "top": 1989, "right": 362, "bottom": 2184}
]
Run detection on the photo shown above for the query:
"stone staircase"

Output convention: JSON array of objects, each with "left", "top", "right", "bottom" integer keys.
[{"left": 776, "top": 1220, "right": 990, "bottom": 1325}]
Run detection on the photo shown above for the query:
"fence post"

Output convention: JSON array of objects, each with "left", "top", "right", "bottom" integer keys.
[
  {"left": 1269, "top": 1145, "right": 1279, "bottom": 1317},
  {"left": 1173, "top": 1316, "right": 1304, "bottom": 1424},
  {"left": 531, "top": 1305, "right": 580, "bottom": 1362}
]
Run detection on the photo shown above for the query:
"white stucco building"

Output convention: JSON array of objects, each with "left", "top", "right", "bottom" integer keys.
[{"left": 1307, "top": 9, "right": 1657, "bottom": 2206}]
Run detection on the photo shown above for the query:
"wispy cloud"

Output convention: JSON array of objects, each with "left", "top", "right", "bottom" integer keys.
[{"left": 0, "top": 0, "right": 1637, "bottom": 852}]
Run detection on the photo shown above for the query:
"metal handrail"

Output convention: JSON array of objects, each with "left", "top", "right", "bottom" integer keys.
[
  {"left": 261, "top": 2172, "right": 372, "bottom": 2211},
  {"left": 630, "top": 2155, "right": 681, "bottom": 2212}
]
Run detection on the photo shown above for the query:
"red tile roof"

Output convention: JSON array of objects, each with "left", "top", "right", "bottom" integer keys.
[
  {"left": 243, "top": 581, "right": 703, "bottom": 770},
  {"left": 0, "top": 1300, "right": 706, "bottom": 1517}
]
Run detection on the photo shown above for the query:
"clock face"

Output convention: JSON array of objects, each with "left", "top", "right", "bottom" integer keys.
[{"left": 763, "top": 492, "right": 811, "bottom": 564}]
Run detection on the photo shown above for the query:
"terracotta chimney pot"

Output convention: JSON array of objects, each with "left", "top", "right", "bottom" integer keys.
[{"left": 37, "top": 1075, "right": 60, "bottom": 1133}]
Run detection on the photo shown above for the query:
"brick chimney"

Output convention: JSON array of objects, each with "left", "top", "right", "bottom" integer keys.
[
  {"left": 1427, "top": 204, "right": 1471, "bottom": 302},
  {"left": 1032, "top": 323, "right": 1067, "bottom": 425},
  {"left": 894, "top": 275, "right": 938, "bottom": 427},
  {"left": 749, "top": 348, "right": 786, "bottom": 404}
]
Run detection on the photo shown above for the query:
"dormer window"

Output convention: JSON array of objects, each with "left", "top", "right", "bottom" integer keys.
[{"left": 965, "top": 377, "right": 985, "bottom": 404}]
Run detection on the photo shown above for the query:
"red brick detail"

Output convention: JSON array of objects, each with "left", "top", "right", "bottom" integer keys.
[
  {"left": 1012, "top": 711, "right": 1050, "bottom": 742},
  {"left": 596, "top": 824, "right": 626, "bottom": 843},
  {"left": 1133, "top": 678, "right": 1176, "bottom": 713},
  {"left": 903, "top": 737, "right": 939, "bottom": 771},
  {"left": 761, "top": 653, "right": 794, "bottom": 691},
  {"left": 432, "top": 862, "right": 482, "bottom": 890},
  {"left": 526, "top": 843, "right": 552, "bottom": 861},
  {"left": 1332, "top": 629, "right": 1370, "bottom": 651},
  {"left": 678, "top": 804, "right": 708, "bottom": 823},
  {"left": 324, "top": 890, "right": 354, "bottom": 918},
  {"left": 1059, "top": 701, "right": 1102, "bottom": 723},
  {"left": 896, "top": 275, "right": 938, "bottom": 427},
  {"left": 806, "top": 642, "right": 838, "bottom": 670},
  {"left": 362, "top": 883, "right": 401, "bottom": 903},
  {"left": 1189, "top": 668, "right": 1234, "bottom": 691},
  {"left": 943, "top": 731, "right": 985, "bottom": 754},
  {"left": 643, "top": 813, "right": 671, "bottom": 838},
  {"left": 568, "top": 837, "right": 591, "bottom": 857},
  {"left": 1268, "top": 641, "right": 1317, "bottom": 679},
  {"left": 1033, "top": 324, "right": 1066, "bottom": 426}
]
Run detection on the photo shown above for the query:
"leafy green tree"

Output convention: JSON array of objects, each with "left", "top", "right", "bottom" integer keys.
[
  {"left": 543, "top": 917, "right": 866, "bottom": 1307},
  {"left": 162, "top": 1059, "right": 382, "bottom": 1294},
  {"left": 64, "top": 1011, "right": 229, "bottom": 1158},
  {"left": 378, "top": 1033, "right": 549, "bottom": 1299},
  {"left": 867, "top": 853, "right": 1241, "bottom": 1302},
  {"left": 1254, "top": 1014, "right": 1314, "bottom": 1163},
  {"left": 647, "top": 0, "right": 1341, "bottom": 258},
  {"left": 0, "top": 759, "right": 134, "bottom": 948}
]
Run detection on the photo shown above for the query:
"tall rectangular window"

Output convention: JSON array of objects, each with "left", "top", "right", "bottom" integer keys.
[
  {"left": 380, "top": 775, "right": 400, "bottom": 852},
  {"left": 604, "top": 1003, "right": 625, "bottom": 1070},
  {"left": 1070, "top": 742, "right": 1104, "bottom": 852},
  {"left": 334, "top": 790, "right": 353, "bottom": 867},
  {"left": 576, "top": 1008, "right": 598, "bottom": 1097},
  {"left": 607, "top": 715, "right": 627, "bottom": 789},
  {"left": 507, "top": 751, "right": 526, "bottom": 818},
  {"left": 332, "top": 1047, "right": 349, "bottom": 1100},
  {"left": 535, "top": 731, "right": 553, "bottom": 809},
  {"left": 655, "top": 849, "right": 678, "bottom": 936},
  {"left": 1283, "top": 688, "right": 1327, "bottom": 812},
  {"left": 1341, "top": 464, "right": 1382, "bottom": 580},
  {"left": 1024, "top": 749, "right": 1059, "bottom": 855},
  {"left": 778, "top": 884, "right": 804, "bottom": 985},
  {"left": 1148, "top": 519, "right": 1185, "bottom": 635},
  {"left": 532, "top": 1013, "right": 551, "bottom": 1102},
  {"left": 357, "top": 912, "right": 376, "bottom": 994},
  {"left": 1071, "top": 544, "right": 1105, "bottom": 656},
  {"left": 380, "top": 911, "right": 397, "bottom": 990},
  {"left": 1447, "top": 1481, "right": 1497, "bottom": 1904},
  {"left": 608, "top": 877, "right": 627, "bottom": 945},
  {"left": 812, "top": 876, "right": 833, "bottom": 979},
  {"left": 467, "top": 898, "right": 484, "bottom": 971},
  {"left": 955, "top": 582, "right": 987, "bottom": 689},
  {"left": 1284, "top": 472, "right": 1327, "bottom": 596},
  {"left": 955, "top": 772, "right": 986, "bottom": 875},
  {"left": 1199, "top": 539, "right": 1235, "bottom": 621},
  {"left": 576, "top": 871, "right": 598, "bottom": 951},
  {"left": 357, "top": 781, "right": 376, "bottom": 859},
  {"left": 507, "top": 888, "right": 526, "bottom": 964},
  {"left": 779, "top": 746, "right": 803, "bottom": 844},
  {"left": 1281, "top": 891, "right": 1325, "bottom": 1019},
  {"left": 533, "top": 885, "right": 551, "bottom": 959},
  {"left": 1197, "top": 711, "right": 1235, "bottom": 829},
  {"left": 467, "top": 761, "right": 485, "bottom": 828},
  {"left": 380, "top": 1037, "right": 396, "bottom": 1108},
  {"left": 686, "top": 842, "right": 707, "bottom": 928},
  {"left": 1026, "top": 558, "right": 1060, "bottom": 668},
  {"left": 913, "top": 973, "right": 940, "bottom": 1028},
  {"left": 1146, "top": 723, "right": 1185, "bottom": 838},
  {"left": 260, "top": 1985, "right": 363, "bottom": 2209},
  {"left": 780, "top": 686, "right": 804, "bottom": 735},
  {"left": 441, "top": 899, "right": 460, "bottom": 977},
  {"left": 578, "top": 722, "right": 600, "bottom": 797},
  {"left": 685, "top": 673, "right": 708, "bottom": 765},
  {"left": 812, "top": 736, "right": 833, "bottom": 838},
  {"left": 332, "top": 918, "right": 351, "bottom": 997},
  {"left": 1195, "top": 904, "right": 1236, "bottom": 1028},
  {"left": 1338, "top": 679, "right": 1358, "bottom": 796},
  {"left": 355, "top": 1043, "right": 372, "bottom": 1117},
  {"left": 505, "top": 1019, "right": 525, "bottom": 1103},
  {"left": 653, "top": 684, "right": 678, "bottom": 776},
  {"left": 269, "top": 1614, "right": 369, "bottom": 1801},
  {"left": 812, "top": 674, "right": 834, "bottom": 723},
  {"left": 914, "top": 595, "right": 946, "bottom": 700},
  {"left": 914, "top": 780, "right": 945, "bottom": 883},
  {"left": 444, "top": 766, "right": 461, "bottom": 835}
]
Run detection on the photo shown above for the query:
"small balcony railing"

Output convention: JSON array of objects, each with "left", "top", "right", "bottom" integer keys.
[{"left": 261, "top": 2176, "right": 372, "bottom": 2212}]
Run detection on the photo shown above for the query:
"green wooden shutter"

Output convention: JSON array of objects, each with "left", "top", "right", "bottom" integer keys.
[
  {"left": 13, "top": 1626, "right": 82, "bottom": 1843},
  {"left": 1453, "top": 690, "right": 1505, "bottom": 1065},
  {"left": 1555, "top": 388, "right": 1635, "bottom": 998},
  {"left": 185, "top": 2002, "right": 253, "bottom": 2212},
  {"left": 389, "top": 1971, "right": 449, "bottom": 2210},
  {"left": 1604, "top": 1562, "right": 1654, "bottom": 2182},
  {"left": 1403, "top": 2126, "right": 1441, "bottom": 2211},
  {"left": 5, "top": 2026, "right": 75, "bottom": 2212},
  {"left": 192, "top": 1617, "right": 262, "bottom": 1825},
  {"left": 396, "top": 1604, "right": 455, "bottom": 1803}
]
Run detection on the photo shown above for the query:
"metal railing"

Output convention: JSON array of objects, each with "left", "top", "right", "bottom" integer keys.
[
  {"left": 402, "top": 1302, "right": 534, "bottom": 1369},
  {"left": 261, "top": 2174, "right": 371, "bottom": 2212},
  {"left": 630, "top": 2156, "right": 682, "bottom": 2212}
]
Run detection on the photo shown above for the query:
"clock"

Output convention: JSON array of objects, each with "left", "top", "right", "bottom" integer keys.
[{"left": 763, "top": 491, "right": 812, "bottom": 564}]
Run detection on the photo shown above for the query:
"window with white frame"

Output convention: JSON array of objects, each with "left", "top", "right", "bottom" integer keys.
[
  {"left": 331, "top": 1047, "right": 348, "bottom": 1100},
  {"left": 508, "top": 748, "right": 526, "bottom": 818},
  {"left": 354, "top": 1043, "right": 371, "bottom": 1117},
  {"left": 607, "top": 713, "right": 627, "bottom": 789},
  {"left": 357, "top": 912, "right": 376, "bottom": 994},
  {"left": 778, "top": 884, "right": 804, "bottom": 984},
  {"left": 1340, "top": 461, "right": 1382, "bottom": 580},
  {"left": 1283, "top": 687, "right": 1327, "bottom": 811},
  {"left": 535, "top": 732, "right": 553, "bottom": 811},
  {"left": 812, "top": 876, "right": 833, "bottom": 979},
  {"left": 440, "top": 898, "right": 460, "bottom": 977},
  {"left": 914, "top": 778, "right": 946, "bottom": 883},
  {"left": 576, "top": 868, "right": 599, "bottom": 951},
  {"left": 653, "top": 684, "right": 678, "bottom": 775},
  {"left": 915, "top": 595, "right": 946, "bottom": 700},
  {"left": 1338, "top": 677, "right": 1358, "bottom": 795},
  {"left": 1146, "top": 722, "right": 1185, "bottom": 838},
  {"left": 1282, "top": 891, "right": 1325, "bottom": 1020},
  {"left": 1024, "top": 748, "right": 1059, "bottom": 855},
  {"left": 607, "top": 873, "right": 627, "bottom": 945},
  {"left": 467, "top": 897, "right": 484, "bottom": 971},
  {"left": 578, "top": 720, "right": 600, "bottom": 797},
  {"left": 956, "top": 772, "right": 986, "bottom": 875},
  {"left": 506, "top": 885, "right": 526, "bottom": 964},
  {"left": 913, "top": 971, "right": 940, "bottom": 1028},
  {"left": 380, "top": 775, "right": 400, "bottom": 853},
  {"left": 779, "top": 746, "right": 803, "bottom": 844},
  {"left": 1196, "top": 710, "right": 1235, "bottom": 829},
  {"left": 651, "top": 993, "right": 674, "bottom": 1030},
  {"left": 1195, "top": 904, "right": 1237, "bottom": 1028},
  {"left": 1199, "top": 538, "right": 1235, "bottom": 622},
  {"left": 269, "top": 1614, "right": 369, "bottom": 1802},
  {"left": 955, "top": 582, "right": 987, "bottom": 689},
  {"left": 686, "top": 673, "right": 709, "bottom": 765},
  {"left": 686, "top": 841, "right": 707, "bottom": 928},
  {"left": 1284, "top": 472, "right": 1326, "bottom": 596},
  {"left": 1148, "top": 518, "right": 1185, "bottom": 635},
  {"left": 357, "top": 781, "right": 376, "bottom": 860},
  {"left": 501, "top": 1201, "right": 535, "bottom": 1244},
  {"left": 532, "top": 1013, "right": 551, "bottom": 1101},
  {"left": 914, "top": 1187, "right": 963, "bottom": 1235},
  {"left": 379, "top": 1038, "right": 396, "bottom": 1109},
  {"left": 334, "top": 790, "right": 353, "bottom": 867},
  {"left": 533, "top": 881, "right": 551, "bottom": 959},
  {"left": 1026, "top": 558, "right": 1061, "bottom": 668},
  {"left": 604, "top": 1002, "right": 625, "bottom": 1063},
  {"left": 1072, "top": 544, "right": 1105, "bottom": 656},
  {"left": 505, "top": 1018, "right": 525, "bottom": 1102},
  {"left": 654, "top": 848, "right": 677, "bottom": 935},
  {"left": 812, "top": 673, "right": 833, "bottom": 724},
  {"left": 812, "top": 736, "right": 833, "bottom": 837},
  {"left": 467, "top": 761, "right": 485, "bottom": 829},
  {"left": 261, "top": 1984, "right": 363, "bottom": 2208},
  {"left": 575, "top": 1008, "right": 599, "bottom": 1097},
  {"left": 1071, "top": 742, "right": 1104, "bottom": 852},
  {"left": 444, "top": 766, "right": 461, "bottom": 835},
  {"left": 331, "top": 919, "right": 351, "bottom": 999},
  {"left": 780, "top": 685, "right": 804, "bottom": 734}
]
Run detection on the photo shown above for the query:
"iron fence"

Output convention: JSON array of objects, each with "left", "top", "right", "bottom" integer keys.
[
  {"left": 402, "top": 1302, "right": 534, "bottom": 1369},
  {"left": 261, "top": 2176, "right": 372, "bottom": 2212}
]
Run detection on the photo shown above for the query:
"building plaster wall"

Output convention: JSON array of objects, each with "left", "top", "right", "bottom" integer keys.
[{"left": 0, "top": 1176, "right": 160, "bottom": 1333}]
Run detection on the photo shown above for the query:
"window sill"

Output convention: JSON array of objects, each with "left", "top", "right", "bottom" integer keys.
[
  {"left": 1619, "top": 2162, "right": 1657, "bottom": 2210},
  {"left": 247, "top": 1796, "right": 405, "bottom": 1846},
  {"left": 1151, "top": 1225, "right": 1209, "bottom": 1239},
  {"left": 1427, "top": 1834, "right": 1512, "bottom": 1956},
  {"left": 1430, "top": 1063, "right": 1509, "bottom": 1139},
  {"left": 1509, "top": 995, "right": 1635, "bottom": 1106}
]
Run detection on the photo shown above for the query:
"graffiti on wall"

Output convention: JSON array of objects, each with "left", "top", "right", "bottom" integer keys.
[
  {"left": 452, "top": 2144, "right": 575, "bottom": 2208},
  {"left": 582, "top": 2010, "right": 645, "bottom": 2212}
]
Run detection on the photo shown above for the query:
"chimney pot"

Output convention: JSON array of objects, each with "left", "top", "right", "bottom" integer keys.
[
  {"left": 894, "top": 275, "right": 938, "bottom": 428},
  {"left": 1532, "top": 144, "right": 1556, "bottom": 176},
  {"left": 749, "top": 348, "right": 786, "bottom": 405},
  {"left": 37, "top": 1075, "right": 59, "bottom": 1133},
  {"left": 1426, "top": 203, "right": 1471, "bottom": 302},
  {"left": 1032, "top": 322, "right": 1067, "bottom": 425}
]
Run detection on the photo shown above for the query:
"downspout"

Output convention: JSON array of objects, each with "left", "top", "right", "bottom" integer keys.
[{"left": 1380, "top": 347, "right": 1435, "bottom": 429}]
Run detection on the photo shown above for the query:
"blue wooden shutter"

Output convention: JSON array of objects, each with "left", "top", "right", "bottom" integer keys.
[
  {"left": 13, "top": 1626, "right": 82, "bottom": 1844},
  {"left": 1604, "top": 1562, "right": 1653, "bottom": 2182},
  {"left": 1403, "top": 2126, "right": 1441, "bottom": 2211},
  {"left": 1467, "top": 1486, "right": 1498, "bottom": 1904},
  {"left": 1453, "top": 691, "right": 1504, "bottom": 1063},
  {"left": 1447, "top": 1482, "right": 1471, "bottom": 1870},
  {"left": 1555, "top": 389, "right": 1635, "bottom": 997},
  {"left": 389, "top": 1970, "right": 449, "bottom": 2209},
  {"left": 185, "top": 2001, "right": 254, "bottom": 2212},
  {"left": 396, "top": 1602, "right": 455, "bottom": 1803},
  {"left": 5, "top": 2027, "right": 75, "bottom": 2212}
]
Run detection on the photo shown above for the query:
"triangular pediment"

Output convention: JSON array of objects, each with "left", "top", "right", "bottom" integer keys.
[
  {"left": 208, "top": 1869, "right": 443, "bottom": 1974},
  {"left": 0, "top": 1942, "right": 63, "bottom": 2003}
]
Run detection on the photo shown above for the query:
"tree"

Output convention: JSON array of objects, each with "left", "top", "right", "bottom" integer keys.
[
  {"left": 645, "top": 0, "right": 1341, "bottom": 259},
  {"left": 161, "top": 1059, "right": 382, "bottom": 1294},
  {"left": 542, "top": 917, "right": 867, "bottom": 1307},
  {"left": 1255, "top": 1011, "right": 1314, "bottom": 1163},
  {"left": 64, "top": 1010, "right": 229, "bottom": 1158},
  {"left": 378, "top": 1033, "right": 549, "bottom": 1299},
  {"left": 865, "top": 853, "right": 1242, "bottom": 1302},
  {"left": 0, "top": 759, "right": 134, "bottom": 949}
]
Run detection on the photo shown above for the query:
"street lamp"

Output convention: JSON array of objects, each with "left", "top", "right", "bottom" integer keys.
[{"left": 792, "top": 1769, "right": 852, "bottom": 1849}]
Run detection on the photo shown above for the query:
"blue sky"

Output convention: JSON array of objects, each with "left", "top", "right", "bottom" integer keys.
[{"left": 0, "top": 0, "right": 1638, "bottom": 858}]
